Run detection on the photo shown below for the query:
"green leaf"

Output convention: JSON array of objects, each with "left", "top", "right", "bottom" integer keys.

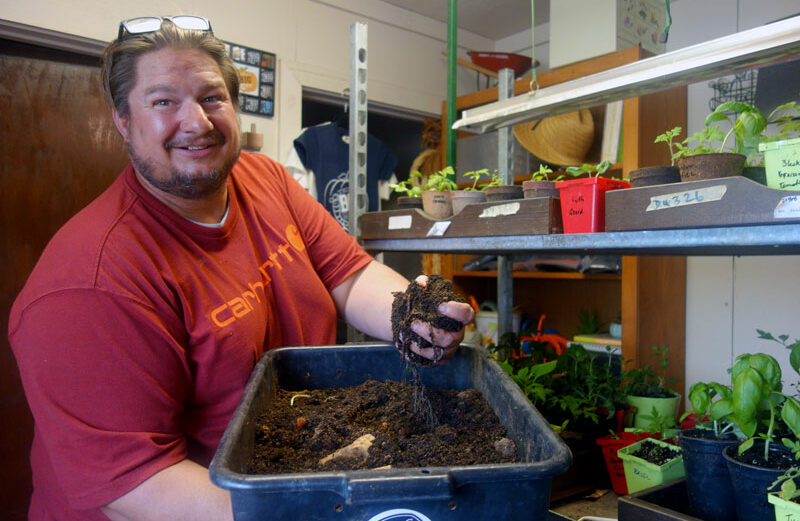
[
  {"left": 710, "top": 398, "right": 734, "bottom": 421},
  {"left": 783, "top": 397, "right": 800, "bottom": 438},
  {"left": 732, "top": 367, "right": 764, "bottom": 432},
  {"left": 739, "top": 437, "right": 755, "bottom": 455}
]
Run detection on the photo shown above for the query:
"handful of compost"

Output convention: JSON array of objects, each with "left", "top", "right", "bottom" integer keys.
[{"left": 390, "top": 275, "right": 468, "bottom": 366}]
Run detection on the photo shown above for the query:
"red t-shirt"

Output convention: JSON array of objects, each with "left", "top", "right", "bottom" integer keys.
[{"left": 9, "top": 152, "right": 373, "bottom": 520}]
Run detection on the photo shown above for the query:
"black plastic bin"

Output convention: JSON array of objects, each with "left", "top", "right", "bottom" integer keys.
[{"left": 210, "top": 343, "right": 571, "bottom": 521}]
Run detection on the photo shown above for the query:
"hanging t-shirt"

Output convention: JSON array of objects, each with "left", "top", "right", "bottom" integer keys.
[{"left": 292, "top": 122, "right": 397, "bottom": 231}]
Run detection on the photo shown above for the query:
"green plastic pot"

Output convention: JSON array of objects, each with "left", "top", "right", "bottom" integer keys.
[
  {"left": 618, "top": 437, "right": 685, "bottom": 494},
  {"left": 768, "top": 492, "right": 800, "bottom": 520},
  {"left": 625, "top": 393, "right": 681, "bottom": 429}
]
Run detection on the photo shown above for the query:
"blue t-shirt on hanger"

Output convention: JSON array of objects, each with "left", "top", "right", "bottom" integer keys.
[{"left": 293, "top": 122, "right": 397, "bottom": 232}]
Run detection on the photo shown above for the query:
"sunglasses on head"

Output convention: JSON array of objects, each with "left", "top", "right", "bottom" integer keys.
[{"left": 117, "top": 16, "right": 213, "bottom": 40}]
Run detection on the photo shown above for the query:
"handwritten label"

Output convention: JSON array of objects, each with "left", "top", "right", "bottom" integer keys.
[
  {"left": 774, "top": 195, "right": 800, "bottom": 219},
  {"left": 478, "top": 202, "right": 520, "bottom": 218},
  {"left": 387, "top": 215, "right": 412, "bottom": 230},
  {"left": 645, "top": 185, "right": 727, "bottom": 211},
  {"left": 426, "top": 221, "right": 451, "bottom": 237},
  {"left": 772, "top": 156, "right": 800, "bottom": 190}
]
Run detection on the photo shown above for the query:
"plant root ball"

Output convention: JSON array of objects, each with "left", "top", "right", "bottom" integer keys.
[{"left": 390, "top": 275, "right": 466, "bottom": 366}]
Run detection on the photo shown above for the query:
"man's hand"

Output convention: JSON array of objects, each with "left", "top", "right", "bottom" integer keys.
[{"left": 406, "top": 275, "right": 475, "bottom": 365}]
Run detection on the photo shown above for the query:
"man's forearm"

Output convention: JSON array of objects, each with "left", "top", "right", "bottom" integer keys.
[{"left": 101, "top": 459, "right": 233, "bottom": 521}]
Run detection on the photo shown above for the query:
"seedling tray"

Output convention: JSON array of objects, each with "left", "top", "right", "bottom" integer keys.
[
  {"left": 210, "top": 343, "right": 571, "bottom": 521},
  {"left": 606, "top": 176, "right": 800, "bottom": 231},
  {"left": 360, "top": 197, "right": 562, "bottom": 240}
]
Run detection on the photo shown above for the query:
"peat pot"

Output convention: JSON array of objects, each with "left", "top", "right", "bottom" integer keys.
[
  {"left": 485, "top": 184, "right": 524, "bottom": 202},
  {"left": 421, "top": 190, "right": 453, "bottom": 219},
  {"left": 676, "top": 153, "right": 745, "bottom": 182},
  {"left": 450, "top": 190, "right": 487, "bottom": 215},
  {"left": 628, "top": 166, "right": 681, "bottom": 188},
  {"left": 210, "top": 343, "right": 572, "bottom": 521},
  {"left": 522, "top": 180, "right": 560, "bottom": 199},
  {"left": 396, "top": 196, "right": 423, "bottom": 210}
]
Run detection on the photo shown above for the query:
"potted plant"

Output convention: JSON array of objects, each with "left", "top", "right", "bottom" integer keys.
[
  {"left": 522, "top": 164, "right": 564, "bottom": 198},
  {"left": 490, "top": 330, "right": 626, "bottom": 497},
  {"left": 628, "top": 127, "right": 683, "bottom": 188},
  {"left": 720, "top": 330, "right": 800, "bottom": 521},
  {"left": 617, "top": 436, "right": 685, "bottom": 494},
  {"left": 677, "top": 381, "right": 742, "bottom": 521},
  {"left": 450, "top": 168, "right": 489, "bottom": 214},
  {"left": 758, "top": 100, "right": 800, "bottom": 190},
  {"left": 673, "top": 101, "right": 768, "bottom": 182},
  {"left": 769, "top": 467, "right": 800, "bottom": 518},
  {"left": 555, "top": 160, "right": 630, "bottom": 233},
  {"left": 596, "top": 429, "right": 653, "bottom": 495},
  {"left": 421, "top": 166, "right": 458, "bottom": 219},
  {"left": 389, "top": 170, "right": 424, "bottom": 209},
  {"left": 621, "top": 344, "right": 681, "bottom": 430},
  {"left": 482, "top": 170, "right": 522, "bottom": 202}
]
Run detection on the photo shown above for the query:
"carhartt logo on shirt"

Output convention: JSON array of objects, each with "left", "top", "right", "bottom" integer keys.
[{"left": 209, "top": 224, "right": 306, "bottom": 327}]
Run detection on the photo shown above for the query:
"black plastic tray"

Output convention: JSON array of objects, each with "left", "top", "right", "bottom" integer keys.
[{"left": 210, "top": 343, "right": 572, "bottom": 521}]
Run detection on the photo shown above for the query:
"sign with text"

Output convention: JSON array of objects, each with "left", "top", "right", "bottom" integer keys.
[{"left": 224, "top": 41, "right": 276, "bottom": 117}]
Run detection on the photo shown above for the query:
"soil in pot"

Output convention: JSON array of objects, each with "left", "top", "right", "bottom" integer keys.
[
  {"left": 629, "top": 439, "right": 681, "bottom": 465},
  {"left": 247, "top": 379, "right": 517, "bottom": 474},
  {"left": 390, "top": 275, "right": 466, "bottom": 367}
]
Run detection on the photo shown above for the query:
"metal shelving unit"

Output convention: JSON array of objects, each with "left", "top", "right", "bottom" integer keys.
[{"left": 362, "top": 223, "right": 800, "bottom": 256}]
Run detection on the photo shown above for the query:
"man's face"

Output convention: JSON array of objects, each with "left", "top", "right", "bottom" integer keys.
[{"left": 113, "top": 47, "right": 240, "bottom": 200}]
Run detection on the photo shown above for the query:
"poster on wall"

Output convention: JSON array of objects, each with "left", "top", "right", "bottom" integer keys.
[{"left": 224, "top": 41, "right": 276, "bottom": 117}]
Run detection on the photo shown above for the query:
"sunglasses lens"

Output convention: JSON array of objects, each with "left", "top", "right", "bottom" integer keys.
[
  {"left": 123, "top": 17, "right": 163, "bottom": 35},
  {"left": 171, "top": 16, "right": 210, "bottom": 31}
]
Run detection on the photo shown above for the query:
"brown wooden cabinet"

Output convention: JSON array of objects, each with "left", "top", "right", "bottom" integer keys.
[{"left": 434, "top": 47, "right": 688, "bottom": 397}]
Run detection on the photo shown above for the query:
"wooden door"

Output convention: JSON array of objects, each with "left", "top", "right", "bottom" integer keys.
[{"left": 0, "top": 38, "right": 128, "bottom": 520}]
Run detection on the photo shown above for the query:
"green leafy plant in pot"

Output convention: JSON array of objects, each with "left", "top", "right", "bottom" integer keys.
[
  {"left": 677, "top": 380, "right": 742, "bottom": 521},
  {"left": 719, "top": 330, "right": 800, "bottom": 521},
  {"left": 389, "top": 170, "right": 424, "bottom": 209},
  {"left": 482, "top": 170, "right": 523, "bottom": 202},
  {"left": 555, "top": 160, "right": 630, "bottom": 233},
  {"left": 420, "top": 166, "right": 457, "bottom": 219},
  {"left": 450, "top": 168, "right": 489, "bottom": 215},
  {"left": 522, "top": 164, "right": 565, "bottom": 198},
  {"left": 627, "top": 127, "right": 683, "bottom": 188},
  {"left": 673, "top": 101, "right": 768, "bottom": 182},
  {"left": 621, "top": 344, "right": 681, "bottom": 431}
]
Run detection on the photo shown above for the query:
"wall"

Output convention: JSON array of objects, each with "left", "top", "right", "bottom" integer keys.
[
  {"left": 2, "top": 0, "right": 493, "bottom": 162},
  {"left": 665, "top": 0, "right": 800, "bottom": 395}
]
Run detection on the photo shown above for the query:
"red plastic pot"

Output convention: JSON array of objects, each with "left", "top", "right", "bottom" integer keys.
[
  {"left": 596, "top": 432, "right": 653, "bottom": 495},
  {"left": 555, "top": 177, "right": 630, "bottom": 233}
]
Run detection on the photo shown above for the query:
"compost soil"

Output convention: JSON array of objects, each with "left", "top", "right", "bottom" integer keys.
[
  {"left": 248, "top": 379, "right": 518, "bottom": 474},
  {"left": 390, "top": 275, "right": 466, "bottom": 367},
  {"left": 629, "top": 439, "right": 681, "bottom": 465}
]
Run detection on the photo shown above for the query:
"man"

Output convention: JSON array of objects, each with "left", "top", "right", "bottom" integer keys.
[{"left": 9, "top": 16, "right": 473, "bottom": 521}]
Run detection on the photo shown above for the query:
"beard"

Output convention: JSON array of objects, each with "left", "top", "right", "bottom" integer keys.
[{"left": 128, "top": 137, "right": 241, "bottom": 200}]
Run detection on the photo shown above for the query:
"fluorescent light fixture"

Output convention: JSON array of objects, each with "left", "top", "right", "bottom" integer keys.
[{"left": 454, "top": 15, "right": 800, "bottom": 133}]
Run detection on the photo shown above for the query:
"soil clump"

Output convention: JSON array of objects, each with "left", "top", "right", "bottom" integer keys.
[
  {"left": 248, "top": 379, "right": 517, "bottom": 474},
  {"left": 390, "top": 275, "right": 466, "bottom": 366}
]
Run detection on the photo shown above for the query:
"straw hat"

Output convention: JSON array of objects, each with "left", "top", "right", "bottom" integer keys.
[{"left": 513, "top": 110, "right": 595, "bottom": 167}]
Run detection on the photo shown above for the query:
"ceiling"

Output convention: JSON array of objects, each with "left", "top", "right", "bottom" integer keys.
[{"left": 380, "top": 0, "right": 549, "bottom": 41}]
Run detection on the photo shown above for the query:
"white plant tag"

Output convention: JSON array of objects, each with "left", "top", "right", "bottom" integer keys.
[
  {"left": 478, "top": 202, "right": 520, "bottom": 218},
  {"left": 774, "top": 195, "right": 800, "bottom": 219},
  {"left": 645, "top": 185, "right": 727, "bottom": 211},
  {"left": 426, "top": 221, "right": 451, "bottom": 236},
  {"left": 387, "top": 215, "right": 412, "bottom": 230}
]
